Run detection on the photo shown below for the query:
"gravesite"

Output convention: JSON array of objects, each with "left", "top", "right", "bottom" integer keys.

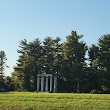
[{"left": 0, "top": 0, "right": 110, "bottom": 110}]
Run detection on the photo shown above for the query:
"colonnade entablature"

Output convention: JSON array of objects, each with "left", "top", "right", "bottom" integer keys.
[{"left": 37, "top": 74, "right": 57, "bottom": 92}]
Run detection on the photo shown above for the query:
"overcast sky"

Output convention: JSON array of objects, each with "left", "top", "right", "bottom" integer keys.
[{"left": 0, "top": 0, "right": 110, "bottom": 76}]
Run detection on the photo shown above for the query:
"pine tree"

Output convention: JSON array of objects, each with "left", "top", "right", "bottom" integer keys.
[
  {"left": 62, "top": 31, "right": 87, "bottom": 92},
  {"left": 0, "top": 51, "right": 8, "bottom": 91},
  {"left": 98, "top": 34, "right": 110, "bottom": 71},
  {"left": 88, "top": 44, "right": 99, "bottom": 69},
  {"left": 42, "top": 37, "right": 54, "bottom": 74}
]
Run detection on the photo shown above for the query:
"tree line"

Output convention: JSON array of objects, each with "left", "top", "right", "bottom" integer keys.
[{"left": 1, "top": 31, "right": 110, "bottom": 93}]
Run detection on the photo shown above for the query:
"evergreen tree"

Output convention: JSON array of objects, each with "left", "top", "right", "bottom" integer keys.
[
  {"left": 98, "top": 34, "right": 110, "bottom": 93},
  {"left": 62, "top": 31, "right": 87, "bottom": 92},
  {"left": 88, "top": 44, "right": 99, "bottom": 69},
  {"left": 14, "top": 38, "right": 43, "bottom": 91},
  {"left": 0, "top": 51, "right": 7, "bottom": 76},
  {"left": 88, "top": 34, "right": 110, "bottom": 93},
  {"left": 0, "top": 51, "right": 8, "bottom": 91},
  {"left": 42, "top": 37, "right": 54, "bottom": 74},
  {"left": 27, "top": 38, "right": 43, "bottom": 90},
  {"left": 98, "top": 34, "right": 110, "bottom": 71},
  {"left": 14, "top": 39, "right": 32, "bottom": 91}
]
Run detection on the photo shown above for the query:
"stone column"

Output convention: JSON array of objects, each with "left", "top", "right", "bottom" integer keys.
[
  {"left": 37, "top": 76, "right": 40, "bottom": 91},
  {"left": 50, "top": 75, "right": 52, "bottom": 92},
  {"left": 45, "top": 76, "right": 48, "bottom": 92},
  {"left": 53, "top": 75, "right": 57, "bottom": 92},
  {"left": 41, "top": 76, "right": 44, "bottom": 92}
]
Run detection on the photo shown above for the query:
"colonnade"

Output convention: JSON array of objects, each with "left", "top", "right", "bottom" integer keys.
[{"left": 37, "top": 74, "right": 57, "bottom": 92}]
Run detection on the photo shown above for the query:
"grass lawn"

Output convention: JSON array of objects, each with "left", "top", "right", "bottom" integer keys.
[{"left": 0, "top": 92, "right": 110, "bottom": 110}]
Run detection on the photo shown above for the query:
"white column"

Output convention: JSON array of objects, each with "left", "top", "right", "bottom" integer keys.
[
  {"left": 37, "top": 76, "right": 40, "bottom": 91},
  {"left": 45, "top": 76, "right": 48, "bottom": 92},
  {"left": 41, "top": 76, "right": 44, "bottom": 92},
  {"left": 50, "top": 75, "right": 53, "bottom": 92},
  {"left": 53, "top": 75, "right": 57, "bottom": 92}
]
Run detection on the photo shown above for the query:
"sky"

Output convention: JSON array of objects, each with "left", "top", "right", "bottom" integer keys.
[{"left": 0, "top": 0, "right": 110, "bottom": 76}]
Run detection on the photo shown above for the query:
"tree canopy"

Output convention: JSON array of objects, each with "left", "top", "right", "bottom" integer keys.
[{"left": 1, "top": 31, "right": 110, "bottom": 93}]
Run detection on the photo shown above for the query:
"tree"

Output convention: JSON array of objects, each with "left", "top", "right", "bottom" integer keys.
[
  {"left": 27, "top": 38, "right": 43, "bottom": 91},
  {"left": 5, "top": 76, "right": 14, "bottom": 91},
  {"left": 88, "top": 34, "right": 110, "bottom": 93},
  {"left": 88, "top": 44, "right": 99, "bottom": 69},
  {"left": 98, "top": 34, "right": 110, "bottom": 93},
  {"left": 0, "top": 51, "right": 8, "bottom": 91},
  {"left": 11, "top": 71, "right": 24, "bottom": 91},
  {"left": 61, "top": 31, "right": 87, "bottom": 92},
  {"left": 42, "top": 37, "right": 54, "bottom": 74},
  {"left": 52, "top": 37, "right": 62, "bottom": 75},
  {"left": 14, "top": 39, "right": 32, "bottom": 91},
  {"left": 14, "top": 38, "right": 43, "bottom": 91},
  {"left": 98, "top": 34, "right": 110, "bottom": 71},
  {"left": 0, "top": 51, "right": 7, "bottom": 76}
]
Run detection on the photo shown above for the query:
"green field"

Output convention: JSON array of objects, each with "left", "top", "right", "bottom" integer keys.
[{"left": 0, "top": 92, "right": 110, "bottom": 110}]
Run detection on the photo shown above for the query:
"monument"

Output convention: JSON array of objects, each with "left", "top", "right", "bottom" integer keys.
[{"left": 36, "top": 74, "right": 57, "bottom": 92}]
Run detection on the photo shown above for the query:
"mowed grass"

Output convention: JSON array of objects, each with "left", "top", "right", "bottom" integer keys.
[{"left": 0, "top": 92, "right": 110, "bottom": 110}]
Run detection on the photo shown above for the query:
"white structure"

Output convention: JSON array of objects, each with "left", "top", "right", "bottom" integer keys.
[{"left": 37, "top": 74, "right": 57, "bottom": 92}]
